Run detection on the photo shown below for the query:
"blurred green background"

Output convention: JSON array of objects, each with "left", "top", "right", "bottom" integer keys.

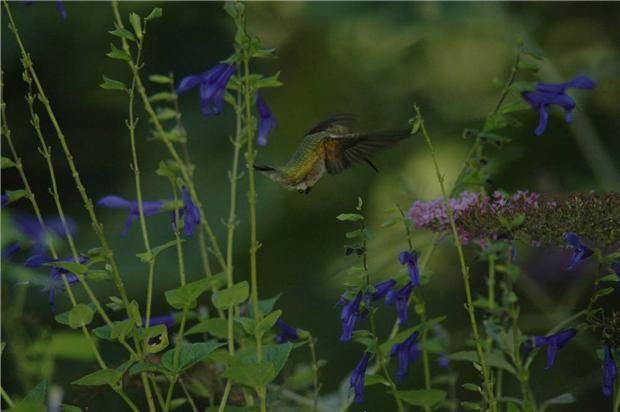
[{"left": 2, "top": 1, "right": 620, "bottom": 411}]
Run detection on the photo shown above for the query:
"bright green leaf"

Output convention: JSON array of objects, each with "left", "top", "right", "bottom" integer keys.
[
  {"left": 106, "top": 43, "right": 130, "bottom": 61},
  {"left": 108, "top": 28, "right": 135, "bottom": 41},
  {"left": 254, "top": 309, "right": 282, "bottom": 337},
  {"left": 145, "top": 7, "right": 163, "bottom": 21},
  {"left": 100, "top": 75, "right": 126, "bottom": 91},
  {"left": 1, "top": 156, "right": 16, "bottom": 169},
  {"left": 396, "top": 389, "right": 447, "bottom": 407},
  {"left": 148, "top": 74, "right": 173, "bottom": 84},
  {"left": 185, "top": 318, "right": 228, "bottom": 339},
  {"left": 128, "top": 12, "right": 143, "bottom": 40},
  {"left": 161, "top": 341, "right": 225, "bottom": 373},
  {"left": 336, "top": 213, "right": 364, "bottom": 222},
  {"left": 165, "top": 276, "right": 221, "bottom": 310},
  {"left": 72, "top": 368, "right": 123, "bottom": 386},
  {"left": 212, "top": 281, "right": 249, "bottom": 310},
  {"left": 68, "top": 304, "right": 94, "bottom": 329}
]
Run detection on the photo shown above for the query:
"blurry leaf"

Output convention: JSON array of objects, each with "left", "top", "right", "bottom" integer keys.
[
  {"left": 600, "top": 273, "right": 619, "bottom": 282},
  {"left": 501, "top": 101, "right": 531, "bottom": 114},
  {"left": 100, "top": 76, "right": 126, "bottom": 91},
  {"left": 237, "top": 317, "right": 256, "bottom": 335},
  {"left": 128, "top": 300, "right": 142, "bottom": 326},
  {"left": 446, "top": 350, "right": 516, "bottom": 375},
  {"left": 128, "top": 12, "right": 143, "bottom": 40},
  {"left": 85, "top": 270, "right": 112, "bottom": 282},
  {"left": 252, "top": 48, "right": 276, "bottom": 59},
  {"left": 461, "top": 383, "right": 481, "bottom": 392},
  {"left": 541, "top": 393, "right": 575, "bottom": 410},
  {"left": 93, "top": 319, "right": 134, "bottom": 341},
  {"left": 145, "top": 7, "right": 163, "bottom": 21},
  {"left": 517, "top": 61, "right": 539, "bottom": 72},
  {"left": 106, "top": 296, "right": 125, "bottom": 312},
  {"left": 255, "top": 309, "right": 282, "bottom": 336},
  {"left": 55, "top": 303, "right": 95, "bottom": 327},
  {"left": 5, "top": 189, "right": 28, "bottom": 204},
  {"left": 161, "top": 341, "right": 225, "bottom": 373},
  {"left": 68, "top": 304, "right": 94, "bottom": 329},
  {"left": 509, "top": 81, "right": 536, "bottom": 94},
  {"left": 212, "top": 281, "right": 249, "bottom": 310},
  {"left": 396, "top": 389, "right": 446, "bottom": 407},
  {"left": 336, "top": 213, "right": 364, "bottom": 222},
  {"left": 364, "top": 374, "right": 389, "bottom": 387},
  {"left": 185, "top": 318, "right": 228, "bottom": 338},
  {"left": 148, "top": 74, "right": 173, "bottom": 84},
  {"left": 520, "top": 46, "right": 544, "bottom": 60},
  {"left": 137, "top": 239, "right": 181, "bottom": 263},
  {"left": 60, "top": 405, "right": 83, "bottom": 412},
  {"left": 22, "top": 380, "right": 47, "bottom": 404},
  {"left": 106, "top": 43, "right": 130, "bottom": 61},
  {"left": 169, "top": 398, "right": 187, "bottom": 410},
  {"left": 345, "top": 229, "right": 362, "bottom": 239},
  {"left": 149, "top": 92, "right": 177, "bottom": 102},
  {"left": 72, "top": 368, "right": 123, "bottom": 386},
  {"left": 166, "top": 277, "right": 220, "bottom": 309},
  {"left": 224, "top": 360, "right": 275, "bottom": 389},
  {"left": 108, "top": 28, "right": 135, "bottom": 42},
  {"left": 255, "top": 72, "right": 283, "bottom": 89},
  {"left": 1, "top": 156, "right": 16, "bottom": 169},
  {"left": 483, "top": 112, "right": 508, "bottom": 133},
  {"left": 249, "top": 293, "right": 282, "bottom": 318},
  {"left": 156, "top": 108, "right": 178, "bottom": 121},
  {"left": 462, "top": 401, "right": 482, "bottom": 411},
  {"left": 381, "top": 216, "right": 400, "bottom": 228},
  {"left": 129, "top": 361, "right": 171, "bottom": 376},
  {"left": 43, "top": 261, "right": 88, "bottom": 275},
  {"left": 593, "top": 287, "right": 614, "bottom": 301}
]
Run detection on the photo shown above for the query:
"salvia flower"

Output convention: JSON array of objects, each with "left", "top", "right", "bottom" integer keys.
[
  {"left": 399, "top": 250, "right": 420, "bottom": 286},
  {"left": 350, "top": 352, "right": 371, "bottom": 404},
  {"left": 371, "top": 279, "right": 396, "bottom": 301},
  {"left": 177, "top": 63, "right": 236, "bottom": 116},
  {"left": 521, "top": 75, "right": 596, "bottom": 136},
  {"left": 564, "top": 232, "right": 593, "bottom": 271},
  {"left": 275, "top": 319, "right": 300, "bottom": 343},
  {"left": 385, "top": 282, "right": 414, "bottom": 326},
  {"left": 602, "top": 345, "right": 617, "bottom": 397},
  {"left": 97, "top": 195, "right": 165, "bottom": 237},
  {"left": 25, "top": 254, "right": 87, "bottom": 311},
  {"left": 339, "top": 292, "right": 364, "bottom": 342},
  {"left": 2, "top": 242, "right": 21, "bottom": 261},
  {"left": 529, "top": 328, "right": 578, "bottom": 370},
  {"left": 256, "top": 93, "right": 277, "bottom": 146},
  {"left": 25, "top": 1, "right": 67, "bottom": 20},
  {"left": 10, "top": 214, "right": 77, "bottom": 255},
  {"left": 1, "top": 192, "right": 8, "bottom": 207},
  {"left": 173, "top": 187, "right": 200, "bottom": 237},
  {"left": 437, "top": 353, "right": 449, "bottom": 368},
  {"left": 143, "top": 314, "right": 175, "bottom": 329},
  {"left": 390, "top": 331, "right": 421, "bottom": 382}
]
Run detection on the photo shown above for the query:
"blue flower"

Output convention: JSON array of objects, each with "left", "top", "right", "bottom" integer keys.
[
  {"left": 522, "top": 75, "right": 596, "bottom": 136},
  {"left": 2, "top": 242, "right": 21, "bottom": 261},
  {"left": 612, "top": 263, "right": 620, "bottom": 281},
  {"left": 143, "top": 314, "right": 175, "bottom": 329},
  {"left": 256, "top": 93, "right": 277, "bottom": 146},
  {"left": 25, "top": 1, "right": 67, "bottom": 20},
  {"left": 390, "top": 331, "right": 421, "bottom": 382},
  {"left": 177, "top": 63, "right": 236, "bottom": 117},
  {"left": 275, "top": 319, "right": 300, "bottom": 343},
  {"left": 8, "top": 214, "right": 77, "bottom": 255},
  {"left": 350, "top": 352, "right": 371, "bottom": 404},
  {"left": 25, "top": 254, "right": 87, "bottom": 312},
  {"left": 339, "top": 292, "right": 365, "bottom": 342},
  {"left": 437, "top": 353, "right": 449, "bottom": 368},
  {"left": 172, "top": 187, "right": 200, "bottom": 237},
  {"left": 371, "top": 279, "right": 396, "bottom": 301},
  {"left": 529, "top": 328, "right": 577, "bottom": 370},
  {"left": 97, "top": 195, "right": 165, "bottom": 237},
  {"left": 1, "top": 192, "right": 8, "bottom": 207},
  {"left": 602, "top": 345, "right": 617, "bottom": 397},
  {"left": 399, "top": 251, "right": 420, "bottom": 286},
  {"left": 385, "top": 282, "right": 414, "bottom": 326},
  {"left": 564, "top": 232, "right": 593, "bottom": 271}
]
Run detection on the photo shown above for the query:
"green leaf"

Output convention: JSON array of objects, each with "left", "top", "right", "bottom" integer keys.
[
  {"left": 396, "top": 389, "right": 447, "bottom": 407},
  {"left": 43, "top": 261, "right": 88, "bottom": 275},
  {"left": 600, "top": 273, "right": 619, "bottom": 282},
  {"left": 128, "top": 300, "right": 142, "bottom": 326},
  {"left": 156, "top": 107, "right": 179, "bottom": 121},
  {"left": 462, "top": 383, "right": 481, "bottom": 392},
  {"left": 501, "top": 100, "right": 531, "bottom": 114},
  {"left": 1, "top": 156, "right": 16, "bottom": 169},
  {"left": 509, "top": 80, "right": 536, "bottom": 93},
  {"left": 336, "top": 213, "right": 364, "bottom": 222},
  {"left": 55, "top": 303, "right": 96, "bottom": 327},
  {"left": 108, "top": 28, "right": 135, "bottom": 41},
  {"left": 5, "top": 189, "right": 28, "bottom": 204},
  {"left": 593, "top": 287, "right": 614, "bottom": 300},
  {"left": 106, "top": 43, "right": 130, "bottom": 61},
  {"left": 224, "top": 360, "right": 275, "bottom": 389},
  {"left": 128, "top": 12, "right": 143, "bottom": 40},
  {"left": 72, "top": 368, "right": 123, "bottom": 386},
  {"left": 137, "top": 324, "right": 169, "bottom": 354},
  {"left": 23, "top": 380, "right": 47, "bottom": 404},
  {"left": 462, "top": 401, "right": 483, "bottom": 411},
  {"left": 255, "top": 309, "right": 282, "bottom": 337},
  {"left": 212, "top": 281, "right": 249, "bottom": 310},
  {"left": 249, "top": 293, "right": 282, "bottom": 318},
  {"left": 100, "top": 75, "right": 126, "bottom": 91},
  {"left": 165, "top": 276, "right": 221, "bottom": 309},
  {"left": 137, "top": 239, "right": 181, "bottom": 263},
  {"left": 129, "top": 361, "right": 171, "bottom": 376},
  {"left": 60, "top": 405, "right": 83, "bottom": 412},
  {"left": 345, "top": 229, "right": 362, "bottom": 239},
  {"left": 161, "top": 341, "right": 225, "bottom": 373},
  {"left": 145, "top": 7, "right": 163, "bottom": 20},
  {"left": 93, "top": 319, "right": 134, "bottom": 341},
  {"left": 483, "top": 112, "right": 508, "bottom": 133},
  {"left": 255, "top": 72, "right": 283, "bottom": 89},
  {"left": 68, "top": 304, "right": 94, "bottom": 329},
  {"left": 541, "top": 393, "right": 575, "bottom": 407},
  {"left": 149, "top": 92, "right": 177, "bottom": 102},
  {"left": 185, "top": 318, "right": 228, "bottom": 339},
  {"left": 364, "top": 374, "right": 390, "bottom": 387},
  {"left": 148, "top": 74, "right": 173, "bottom": 84},
  {"left": 517, "top": 61, "right": 539, "bottom": 72},
  {"left": 446, "top": 350, "right": 516, "bottom": 375},
  {"left": 252, "top": 48, "right": 276, "bottom": 59}
]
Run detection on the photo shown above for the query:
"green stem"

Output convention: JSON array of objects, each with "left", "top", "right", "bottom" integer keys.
[
  {"left": 179, "top": 378, "right": 199, "bottom": 412},
  {"left": 308, "top": 336, "right": 321, "bottom": 411},
  {"left": 1, "top": 386, "right": 15, "bottom": 408},
  {"left": 370, "top": 313, "right": 405, "bottom": 412},
  {"left": 218, "top": 382, "right": 233, "bottom": 412},
  {"left": 416, "top": 105, "right": 497, "bottom": 412}
]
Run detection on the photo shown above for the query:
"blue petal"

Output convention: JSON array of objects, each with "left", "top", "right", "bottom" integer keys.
[
  {"left": 98, "top": 195, "right": 133, "bottom": 209},
  {"left": 177, "top": 74, "right": 204, "bottom": 94},
  {"left": 534, "top": 105, "right": 549, "bottom": 136},
  {"left": 25, "top": 254, "right": 54, "bottom": 267},
  {"left": 55, "top": 0, "right": 67, "bottom": 19},
  {"left": 566, "top": 75, "right": 596, "bottom": 90}
]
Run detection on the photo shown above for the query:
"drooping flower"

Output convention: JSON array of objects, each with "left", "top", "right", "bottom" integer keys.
[
  {"left": 143, "top": 314, "right": 175, "bottom": 329},
  {"left": 8, "top": 214, "right": 77, "bottom": 255},
  {"left": 350, "top": 352, "right": 371, "bottom": 404},
  {"left": 564, "top": 232, "right": 593, "bottom": 271},
  {"left": 24, "top": 1, "right": 67, "bottom": 20},
  {"left": 521, "top": 75, "right": 596, "bottom": 136},
  {"left": 339, "top": 292, "right": 364, "bottom": 342},
  {"left": 371, "top": 279, "right": 396, "bottom": 301},
  {"left": 177, "top": 63, "right": 236, "bottom": 116},
  {"left": 2, "top": 242, "right": 21, "bottom": 261},
  {"left": 528, "top": 328, "right": 578, "bottom": 370},
  {"left": 256, "top": 93, "right": 277, "bottom": 146},
  {"left": 390, "top": 331, "right": 421, "bottom": 382},
  {"left": 275, "top": 319, "right": 300, "bottom": 343},
  {"left": 172, "top": 187, "right": 200, "bottom": 237},
  {"left": 97, "top": 195, "right": 165, "bottom": 237},
  {"left": 602, "top": 345, "right": 617, "bottom": 397},
  {"left": 399, "top": 251, "right": 420, "bottom": 286},
  {"left": 385, "top": 282, "right": 414, "bottom": 326},
  {"left": 25, "top": 254, "right": 87, "bottom": 312}
]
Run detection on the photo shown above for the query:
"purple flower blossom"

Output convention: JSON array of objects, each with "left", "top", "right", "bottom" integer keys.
[
  {"left": 172, "top": 187, "right": 200, "bottom": 237},
  {"left": 399, "top": 251, "right": 420, "bottom": 286},
  {"left": 256, "top": 93, "right": 277, "bottom": 146},
  {"left": 371, "top": 279, "right": 396, "bottom": 301},
  {"left": 25, "top": 254, "right": 87, "bottom": 312},
  {"left": 97, "top": 195, "right": 165, "bottom": 237},
  {"left": 522, "top": 75, "right": 596, "bottom": 136},
  {"left": 611, "top": 263, "right": 620, "bottom": 281},
  {"left": 350, "top": 352, "right": 370, "bottom": 404},
  {"left": 1, "top": 192, "right": 8, "bottom": 207},
  {"left": 2, "top": 242, "right": 21, "bottom": 261},
  {"left": 275, "top": 319, "right": 300, "bottom": 343},
  {"left": 177, "top": 63, "right": 236, "bottom": 116},
  {"left": 602, "top": 345, "right": 617, "bottom": 397},
  {"left": 437, "top": 353, "right": 449, "bottom": 368},
  {"left": 9, "top": 214, "right": 77, "bottom": 255},
  {"left": 339, "top": 292, "right": 364, "bottom": 342},
  {"left": 385, "top": 282, "right": 414, "bottom": 326},
  {"left": 564, "top": 232, "right": 593, "bottom": 271},
  {"left": 143, "top": 314, "right": 175, "bottom": 329},
  {"left": 529, "top": 328, "right": 577, "bottom": 370},
  {"left": 25, "top": 1, "right": 67, "bottom": 19},
  {"left": 390, "top": 331, "right": 421, "bottom": 382}
]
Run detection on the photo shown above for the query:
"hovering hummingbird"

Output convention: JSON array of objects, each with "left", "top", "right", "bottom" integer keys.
[{"left": 254, "top": 114, "right": 410, "bottom": 194}]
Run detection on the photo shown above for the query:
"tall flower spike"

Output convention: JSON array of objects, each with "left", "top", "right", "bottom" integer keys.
[
  {"left": 256, "top": 93, "right": 277, "bottom": 146},
  {"left": 564, "top": 232, "right": 593, "bottom": 271},
  {"left": 350, "top": 352, "right": 371, "bottom": 404},
  {"left": 399, "top": 251, "right": 420, "bottom": 286},
  {"left": 339, "top": 292, "right": 363, "bottom": 342},
  {"left": 275, "top": 319, "right": 300, "bottom": 343},
  {"left": 177, "top": 63, "right": 236, "bottom": 117},
  {"left": 97, "top": 195, "right": 165, "bottom": 237},
  {"left": 385, "top": 282, "right": 414, "bottom": 326},
  {"left": 390, "top": 331, "right": 421, "bottom": 382},
  {"left": 521, "top": 75, "right": 596, "bottom": 136},
  {"left": 602, "top": 345, "right": 617, "bottom": 397},
  {"left": 530, "top": 328, "right": 578, "bottom": 370}
]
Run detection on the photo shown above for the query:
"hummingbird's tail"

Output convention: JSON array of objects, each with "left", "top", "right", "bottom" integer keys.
[{"left": 253, "top": 164, "right": 276, "bottom": 172}]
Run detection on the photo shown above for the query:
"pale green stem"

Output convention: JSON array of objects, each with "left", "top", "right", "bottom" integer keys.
[
  {"left": 416, "top": 105, "right": 497, "bottom": 412},
  {"left": 179, "top": 378, "right": 199, "bottom": 412},
  {"left": 308, "top": 336, "right": 321, "bottom": 411},
  {"left": 1, "top": 387, "right": 15, "bottom": 408},
  {"left": 370, "top": 314, "right": 405, "bottom": 412}
]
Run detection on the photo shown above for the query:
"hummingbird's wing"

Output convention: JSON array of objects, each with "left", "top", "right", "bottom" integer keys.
[
  {"left": 306, "top": 114, "right": 356, "bottom": 136},
  {"left": 323, "top": 130, "right": 410, "bottom": 175}
]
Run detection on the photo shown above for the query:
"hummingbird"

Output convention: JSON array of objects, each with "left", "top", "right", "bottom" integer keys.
[{"left": 254, "top": 114, "right": 410, "bottom": 194}]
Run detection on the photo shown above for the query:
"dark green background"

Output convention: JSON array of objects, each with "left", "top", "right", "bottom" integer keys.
[{"left": 2, "top": 2, "right": 620, "bottom": 411}]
